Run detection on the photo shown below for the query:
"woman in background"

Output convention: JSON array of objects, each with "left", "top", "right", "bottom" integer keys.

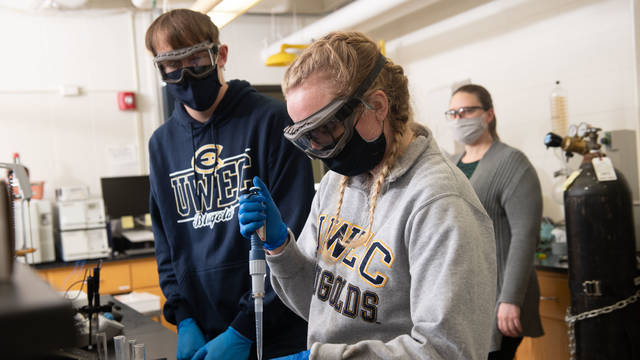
[{"left": 446, "top": 84, "right": 544, "bottom": 360}]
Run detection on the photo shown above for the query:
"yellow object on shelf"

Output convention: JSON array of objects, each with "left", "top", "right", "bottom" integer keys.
[
  {"left": 265, "top": 44, "right": 308, "bottom": 67},
  {"left": 121, "top": 215, "right": 135, "bottom": 229}
]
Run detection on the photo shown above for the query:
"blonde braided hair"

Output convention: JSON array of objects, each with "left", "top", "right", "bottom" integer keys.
[{"left": 283, "top": 31, "right": 413, "bottom": 262}]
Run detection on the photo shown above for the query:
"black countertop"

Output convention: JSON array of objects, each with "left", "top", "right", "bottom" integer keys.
[
  {"left": 112, "top": 295, "right": 177, "bottom": 360},
  {"left": 534, "top": 253, "right": 569, "bottom": 273}
]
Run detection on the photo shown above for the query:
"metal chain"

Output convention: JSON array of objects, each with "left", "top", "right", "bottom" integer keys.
[{"left": 564, "top": 289, "right": 640, "bottom": 360}]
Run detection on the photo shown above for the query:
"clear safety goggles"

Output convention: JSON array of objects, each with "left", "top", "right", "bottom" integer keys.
[
  {"left": 153, "top": 41, "right": 218, "bottom": 84},
  {"left": 283, "top": 53, "right": 387, "bottom": 159},
  {"left": 283, "top": 97, "right": 373, "bottom": 159}
]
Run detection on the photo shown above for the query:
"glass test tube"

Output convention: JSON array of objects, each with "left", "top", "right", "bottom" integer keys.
[
  {"left": 128, "top": 338, "right": 137, "bottom": 360},
  {"left": 114, "top": 335, "right": 127, "bottom": 360},
  {"left": 95, "top": 332, "right": 108, "bottom": 360},
  {"left": 133, "top": 343, "right": 146, "bottom": 360}
]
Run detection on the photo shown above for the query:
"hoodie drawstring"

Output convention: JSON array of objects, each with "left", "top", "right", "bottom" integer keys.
[
  {"left": 190, "top": 121, "right": 219, "bottom": 215},
  {"left": 190, "top": 124, "right": 203, "bottom": 214}
]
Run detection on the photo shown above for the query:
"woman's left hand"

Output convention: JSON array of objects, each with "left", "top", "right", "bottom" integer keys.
[{"left": 497, "top": 302, "right": 522, "bottom": 337}]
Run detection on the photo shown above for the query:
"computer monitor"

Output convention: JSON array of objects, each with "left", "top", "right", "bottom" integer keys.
[{"left": 100, "top": 175, "right": 150, "bottom": 219}]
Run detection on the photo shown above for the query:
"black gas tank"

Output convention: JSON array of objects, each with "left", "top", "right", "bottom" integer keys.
[{"left": 564, "top": 160, "right": 640, "bottom": 359}]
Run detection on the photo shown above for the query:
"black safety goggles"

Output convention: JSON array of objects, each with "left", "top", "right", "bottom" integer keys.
[{"left": 283, "top": 53, "right": 387, "bottom": 159}]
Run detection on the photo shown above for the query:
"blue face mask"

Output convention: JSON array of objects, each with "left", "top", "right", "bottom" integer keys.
[
  {"left": 321, "top": 129, "right": 386, "bottom": 176},
  {"left": 165, "top": 67, "right": 222, "bottom": 111}
]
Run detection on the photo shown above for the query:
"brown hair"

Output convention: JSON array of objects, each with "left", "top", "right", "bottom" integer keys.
[
  {"left": 145, "top": 9, "right": 220, "bottom": 56},
  {"left": 452, "top": 84, "right": 499, "bottom": 140},
  {"left": 283, "top": 31, "right": 413, "bottom": 261}
]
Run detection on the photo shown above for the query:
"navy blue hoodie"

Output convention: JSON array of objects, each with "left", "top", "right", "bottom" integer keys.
[{"left": 149, "top": 80, "right": 315, "bottom": 358}]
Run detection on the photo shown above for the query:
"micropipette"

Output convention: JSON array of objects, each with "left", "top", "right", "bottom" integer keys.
[{"left": 248, "top": 186, "right": 266, "bottom": 360}]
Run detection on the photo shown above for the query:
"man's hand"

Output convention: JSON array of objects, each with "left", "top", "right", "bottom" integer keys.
[
  {"left": 191, "top": 326, "right": 252, "bottom": 360},
  {"left": 176, "top": 318, "right": 206, "bottom": 360}
]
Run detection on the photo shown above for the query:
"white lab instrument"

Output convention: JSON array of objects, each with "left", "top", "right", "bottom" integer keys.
[
  {"left": 54, "top": 198, "right": 110, "bottom": 261},
  {"left": 13, "top": 199, "right": 55, "bottom": 264}
]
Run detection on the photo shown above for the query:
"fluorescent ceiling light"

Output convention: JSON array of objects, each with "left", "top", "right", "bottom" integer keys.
[{"left": 191, "top": 0, "right": 262, "bottom": 29}]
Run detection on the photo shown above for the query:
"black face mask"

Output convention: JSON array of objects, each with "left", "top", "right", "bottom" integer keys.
[
  {"left": 321, "top": 129, "right": 386, "bottom": 176},
  {"left": 165, "top": 67, "right": 222, "bottom": 111}
]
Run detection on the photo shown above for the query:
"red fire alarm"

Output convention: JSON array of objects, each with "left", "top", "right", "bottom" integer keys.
[{"left": 117, "top": 91, "right": 136, "bottom": 110}]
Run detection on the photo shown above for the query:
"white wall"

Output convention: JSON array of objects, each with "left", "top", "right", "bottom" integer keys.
[
  {"left": 0, "top": 8, "right": 160, "bottom": 198},
  {"left": 373, "top": 0, "right": 639, "bottom": 220},
  {"left": 222, "top": 13, "right": 321, "bottom": 85},
  {"left": 0, "top": 8, "right": 316, "bottom": 200}
]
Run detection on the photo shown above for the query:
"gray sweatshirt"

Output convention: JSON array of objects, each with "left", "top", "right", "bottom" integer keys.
[
  {"left": 452, "top": 141, "right": 544, "bottom": 350},
  {"left": 267, "top": 124, "right": 497, "bottom": 359}
]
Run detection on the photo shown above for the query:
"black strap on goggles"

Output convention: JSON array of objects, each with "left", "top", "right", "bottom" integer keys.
[{"left": 334, "top": 53, "right": 387, "bottom": 121}]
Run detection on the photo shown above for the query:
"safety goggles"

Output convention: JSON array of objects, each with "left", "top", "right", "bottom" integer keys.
[
  {"left": 284, "top": 97, "right": 374, "bottom": 158},
  {"left": 153, "top": 41, "right": 218, "bottom": 84},
  {"left": 283, "top": 53, "right": 387, "bottom": 159}
]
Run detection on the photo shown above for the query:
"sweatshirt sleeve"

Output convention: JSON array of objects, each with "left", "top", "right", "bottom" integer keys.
[
  {"left": 498, "top": 155, "right": 542, "bottom": 306},
  {"left": 308, "top": 195, "right": 496, "bottom": 359},
  {"left": 151, "top": 190, "right": 193, "bottom": 325}
]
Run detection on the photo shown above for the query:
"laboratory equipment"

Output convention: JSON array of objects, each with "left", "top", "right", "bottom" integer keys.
[
  {"left": 1, "top": 156, "right": 35, "bottom": 280},
  {"left": 96, "top": 332, "right": 108, "bottom": 360},
  {"left": 544, "top": 126, "right": 640, "bottom": 359},
  {"left": 101, "top": 176, "right": 154, "bottom": 254},
  {"left": 13, "top": 199, "right": 55, "bottom": 264},
  {"left": 100, "top": 176, "right": 150, "bottom": 220},
  {"left": 133, "top": 343, "right": 146, "bottom": 360},
  {"left": 0, "top": 153, "right": 36, "bottom": 262},
  {"left": 128, "top": 338, "right": 137, "bottom": 360},
  {"left": 0, "top": 180, "right": 12, "bottom": 281},
  {"left": 78, "top": 262, "right": 113, "bottom": 351},
  {"left": 114, "top": 335, "right": 127, "bottom": 360},
  {"left": 54, "top": 197, "right": 110, "bottom": 261},
  {"left": 1, "top": 262, "right": 76, "bottom": 358},
  {"left": 248, "top": 186, "right": 266, "bottom": 360},
  {"left": 550, "top": 80, "right": 568, "bottom": 136},
  {"left": 56, "top": 185, "right": 90, "bottom": 201}
]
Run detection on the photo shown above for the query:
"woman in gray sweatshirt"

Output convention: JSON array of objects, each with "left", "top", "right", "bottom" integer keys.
[
  {"left": 238, "top": 32, "right": 497, "bottom": 359},
  {"left": 446, "top": 84, "right": 544, "bottom": 359}
]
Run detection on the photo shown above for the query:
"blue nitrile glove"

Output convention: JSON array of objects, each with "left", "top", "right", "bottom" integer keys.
[
  {"left": 271, "top": 349, "right": 311, "bottom": 360},
  {"left": 177, "top": 318, "right": 206, "bottom": 360},
  {"left": 238, "top": 176, "right": 288, "bottom": 250},
  {"left": 191, "top": 326, "right": 252, "bottom": 360}
]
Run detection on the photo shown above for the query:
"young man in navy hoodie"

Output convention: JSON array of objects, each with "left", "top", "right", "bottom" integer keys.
[{"left": 145, "top": 9, "right": 315, "bottom": 360}]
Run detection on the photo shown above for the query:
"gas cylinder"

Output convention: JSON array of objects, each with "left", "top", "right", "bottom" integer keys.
[{"left": 564, "top": 153, "right": 640, "bottom": 359}]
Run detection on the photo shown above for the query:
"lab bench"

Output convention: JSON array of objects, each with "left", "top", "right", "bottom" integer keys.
[
  {"left": 33, "top": 253, "right": 176, "bottom": 333},
  {"left": 55, "top": 294, "right": 177, "bottom": 360}
]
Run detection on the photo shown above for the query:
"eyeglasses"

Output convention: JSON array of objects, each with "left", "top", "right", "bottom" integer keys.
[
  {"left": 444, "top": 106, "right": 484, "bottom": 121},
  {"left": 153, "top": 42, "right": 218, "bottom": 84}
]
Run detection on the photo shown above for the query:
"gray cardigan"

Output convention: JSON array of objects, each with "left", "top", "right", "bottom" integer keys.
[{"left": 453, "top": 141, "right": 544, "bottom": 350}]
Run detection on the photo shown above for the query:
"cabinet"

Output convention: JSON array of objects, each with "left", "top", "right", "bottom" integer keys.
[
  {"left": 37, "top": 256, "right": 176, "bottom": 333},
  {"left": 516, "top": 269, "right": 570, "bottom": 360}
]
